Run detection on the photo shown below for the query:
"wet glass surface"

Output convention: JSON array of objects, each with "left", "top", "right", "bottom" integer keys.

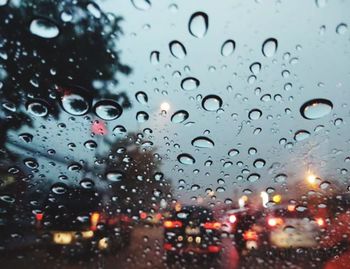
[{"left": 0, "top": 0, "right": 350, "bottom": 268}]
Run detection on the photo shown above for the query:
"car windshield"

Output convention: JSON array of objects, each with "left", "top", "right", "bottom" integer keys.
[{"left": 1, "top": 0, "right": 350, "bottom": 268}]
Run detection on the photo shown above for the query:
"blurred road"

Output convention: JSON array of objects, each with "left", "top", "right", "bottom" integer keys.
[
  {"left": 0, "top": 225, "right": 239, "bottom": 269},
  {"left": 0, "top": 225, "right": 331, "bottom": 269}
]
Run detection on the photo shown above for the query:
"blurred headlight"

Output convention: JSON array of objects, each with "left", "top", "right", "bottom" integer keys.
[{"left": 82, "top": 230, "right": 94, "bottom": 239}]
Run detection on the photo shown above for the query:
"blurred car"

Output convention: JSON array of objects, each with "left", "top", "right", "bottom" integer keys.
[
  {"left": 139, "top": 211, "right": 163, "bottom": 226},
  {"left": 237, "top": 205, "right": 325, "bottom": 257},
  {"left": 163, "top": 205, "right": 222, "bottom": 263},
  {"left": 221, "top": 207, "right": 248, "bottom": 234},
  {"left": 37, "top": 188, "right": 131, "bottom": 256}
]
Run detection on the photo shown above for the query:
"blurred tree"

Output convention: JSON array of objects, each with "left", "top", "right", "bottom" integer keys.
[
  {"left": 0, "top": 0, "right": 131, "bottom": 158},
  {"left": 100, "top": 133, "right": 173, "bottom": 216}
]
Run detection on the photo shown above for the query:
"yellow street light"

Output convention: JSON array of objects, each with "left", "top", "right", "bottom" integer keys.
[{"left": 160, "top": 102, "right": 170, "bottom": 112}]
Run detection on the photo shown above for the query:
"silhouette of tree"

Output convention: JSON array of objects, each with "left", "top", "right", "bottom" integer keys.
[
  {"left": 100, "top": 133, "right": 173, "bottom": 215},
  {"left": 0, "top": 0, "right": 131, "bottom": 158}
]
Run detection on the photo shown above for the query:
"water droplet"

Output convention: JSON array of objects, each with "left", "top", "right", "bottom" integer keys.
[
  {"left": 274, "top": 174, "right": 287, "bottom": 183},
  {"left": 51, "top": 183, "right": 68, "bottom": 195},
  {"left": 80, "top": 178, "right": 95, "bottom": 189},
  {"left": 262, "top": 38, "right": 278, "bottom": 57},
  {"left": 253, "top": 159, "right": 266, "bottom": 168},
  {"left": 177, "top": 153, "right": 195, "bottom": 165},
  {"left": 150, "top": 51, "right": 160, "bottom": 64},
  {"left": 320, "top": 181, "right": 330, "bottom": 190},
  {"left": 294, "top": 130, "right": 310, "bottom": 141},
  {"left": 84, "top": 140, "right": 97, "bottom": 149},
  {"left": 228, "top": 149, "right": 239, "bottom": 156},
  {"left": 26, "top": 100, "right": 49, "bottom": 117},
  {"left": 68, "top": 162, "right": 82, "bottom": 172},
  {"left": 181, "top": 77, "right": 200, "bottom": 91},
  {"left": 61, "top": 88, "right": 91, "bottom": 116},
  {"left": 202, "top": 95, "right": 222, "bottom": 111},
  {"left": 171, "top": 110, "right": 189, "bottom": 123},
  {"left": 23, "top": 158, "right": 38, "bottom": 169},
  {"left": 131, "top": 0, "right": 151, "bottom": 10},
  {"left": 135, "top": 91, "right": 148, "bottom": 105},
  {"left": 136, "top": 111, "right": 149, "bottom": 123},
  {"left": 106, "top": 171, "right": 124, "bottom": 182},
  {"left": 94, "top": 100, "right": 122, "bottom": 121},
  {"left": 221, "top": 40, "right": 236, "bottom": 56},
  {"left": 113, "top": 125, "right": 127, "bottom": 135},
  {"left": 336, "top": 23, "right": 348, "bottom": 35},
  {"left": 300, "top": 99, "right": 333, "bottom": 120},
  {"left": 247, "top": 173, "right": 260, "bottom": 183},
  {"left": 191, "top": 136, "right": 214, "bottom": 148},
  {"left": 250, "top": 62, "right": 261, "bottom": 74},
  {"left": 29, "top": 18, "right": 59, "bottom": 39},
  {"left": 87, "top": 2, "right": 101, "bottom": 18},
  {"left": 19, "top": 133, "right": 33, "bottom": 143},
  {"left": 169, "top": 41, "right": 187, "bottom": 59},
  {"left": 248, "top": 109, "right": 262, "bottom": 120},
  {"left": 188, "top": 12, "right": 208, "bottom": 38},
  {"left": 191, "top": 184, "right": 200, "bottom": 191}
]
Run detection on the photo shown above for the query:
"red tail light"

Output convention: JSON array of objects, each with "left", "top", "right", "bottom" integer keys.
[
  {"left": 243, "top": 230, "right": 258, "bottom": 241},
  {"left": 203, "top": 222, "right": 221, "bottom": 230},
  {"left": 268, "top": 217, "right": 283, "bottom": 227},
  {"left": 164, "top": 220, "right": 183, "bottom": 228},
  {"left": 90, "top": 212, "right": 100, "bottom": 231},
  {"left": 164, "top": 243, "right": 173, "bottom": 250},
  {"left": 208, "top": 245, "right": 221, "bottom": 253},
  {"left": 36, "top": 213, "right": 43, "bottom": 222},
  {"left": 229, "top": 215, "right": 237, "bottom": 224}
]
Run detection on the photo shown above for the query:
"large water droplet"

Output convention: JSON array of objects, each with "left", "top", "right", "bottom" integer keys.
[
  {"left": 181, "top": 77, "right": 200, "bottom": 91},
  {"left": 84, "top": 140, "right": 97, "bottom": 149},
  {"left": 136, "top": 111, "right": 149, "bottom": 123},
  {"left": 248, "top": 109, "right": 262, "bottom": 120},
  {"left": 336, "top": 23, "right": 348, "bottom": 35},
  {"left": 51, "top": 183, "right": 68, "bottom": 195},
  {"left": 188, "top": 12, "right": 208, "bottom": 38},
  {"left": 135, "top": 91, "right": 148, "bottom": 105},
  {"left": 131, "top": 0, "right": 151, "bottom": 10},
  {"left": 61, "top": 88, "right": 91, "bottom": 116},
  {"left": 86, "top": 2, "right": 101, "bottom": 17},
  {"left": 177, "top": 153, "right": 195, "bottom": 165},
  {"left": 192, "top": 136, "right": 214, "bottom": 148},
  {"left": 274, "top": 174, "right": 287, "bottom": 183},
  {"left": 253, "top": 159, "right": 266, "bottom": 168},
  {"left": 94, "top": 100, "right": 122, "bottom": 121},
  {"left": 106, "top": 171, "right": 124, "bottom": 182},
  {"left": 26, "top": 100, "right": 49, "bottom": 117},
  {"left": 29, "top": 18, "right": 59, "bottom": 39},
  {"left": 247, "top": 173, "right": 260, "bottom": 183},
  {"left": 169, "top": 41, "right": 187, "bottom": 59},
  {"left": 113, "top": 125, "right": 127, "bottom": 136},
  {"left": 294, "top": 130, "right": 310, "bottom": 141},
  {"left": 300, "top": 99, "right": 333, "bottom": 120},
  {"left": 19, "top": 133, "right": 33, "bottom": 143},
  {"left": 250, "top": 62, "right": 261, "bottom": 74},
  {"left": 80, "top": 178, "right": 95, "bottom": 189},
  {"left": 262, "top": 38, "right": 278, "bottom": 57},
  {"left": 221, "top": 40, "right": 236, "bottom": 56},
  {"left": 202, "top": 95, "right": 222, "bottom": 111},
  {"left": 171, "top": 110, "right": 189, "bottom": 123},
  {"left": 228, "top": 149, "right": 239, "bottom": 156}
]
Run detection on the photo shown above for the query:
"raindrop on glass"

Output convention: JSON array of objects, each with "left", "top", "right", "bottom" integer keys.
[
  {"left": 188, "top": 12, "right": 208, "bottom": 38},
  {"left": 221, "top": 40, "right": 236, "bottom": 56},
  {"left": 262, "top": 38, "right": 278, "bottom": 57},
  {"left": 169, "top": 41, "right": 187, "bottom": 59},
  {"left": 300, "top": 99, "right": 333, "bottom": 120},
  {"left": 202, "top": 95, "right": 222, "bottom": 111},
  {"left": 29, "top": 18, "right": 59, "bottom": 39}
]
